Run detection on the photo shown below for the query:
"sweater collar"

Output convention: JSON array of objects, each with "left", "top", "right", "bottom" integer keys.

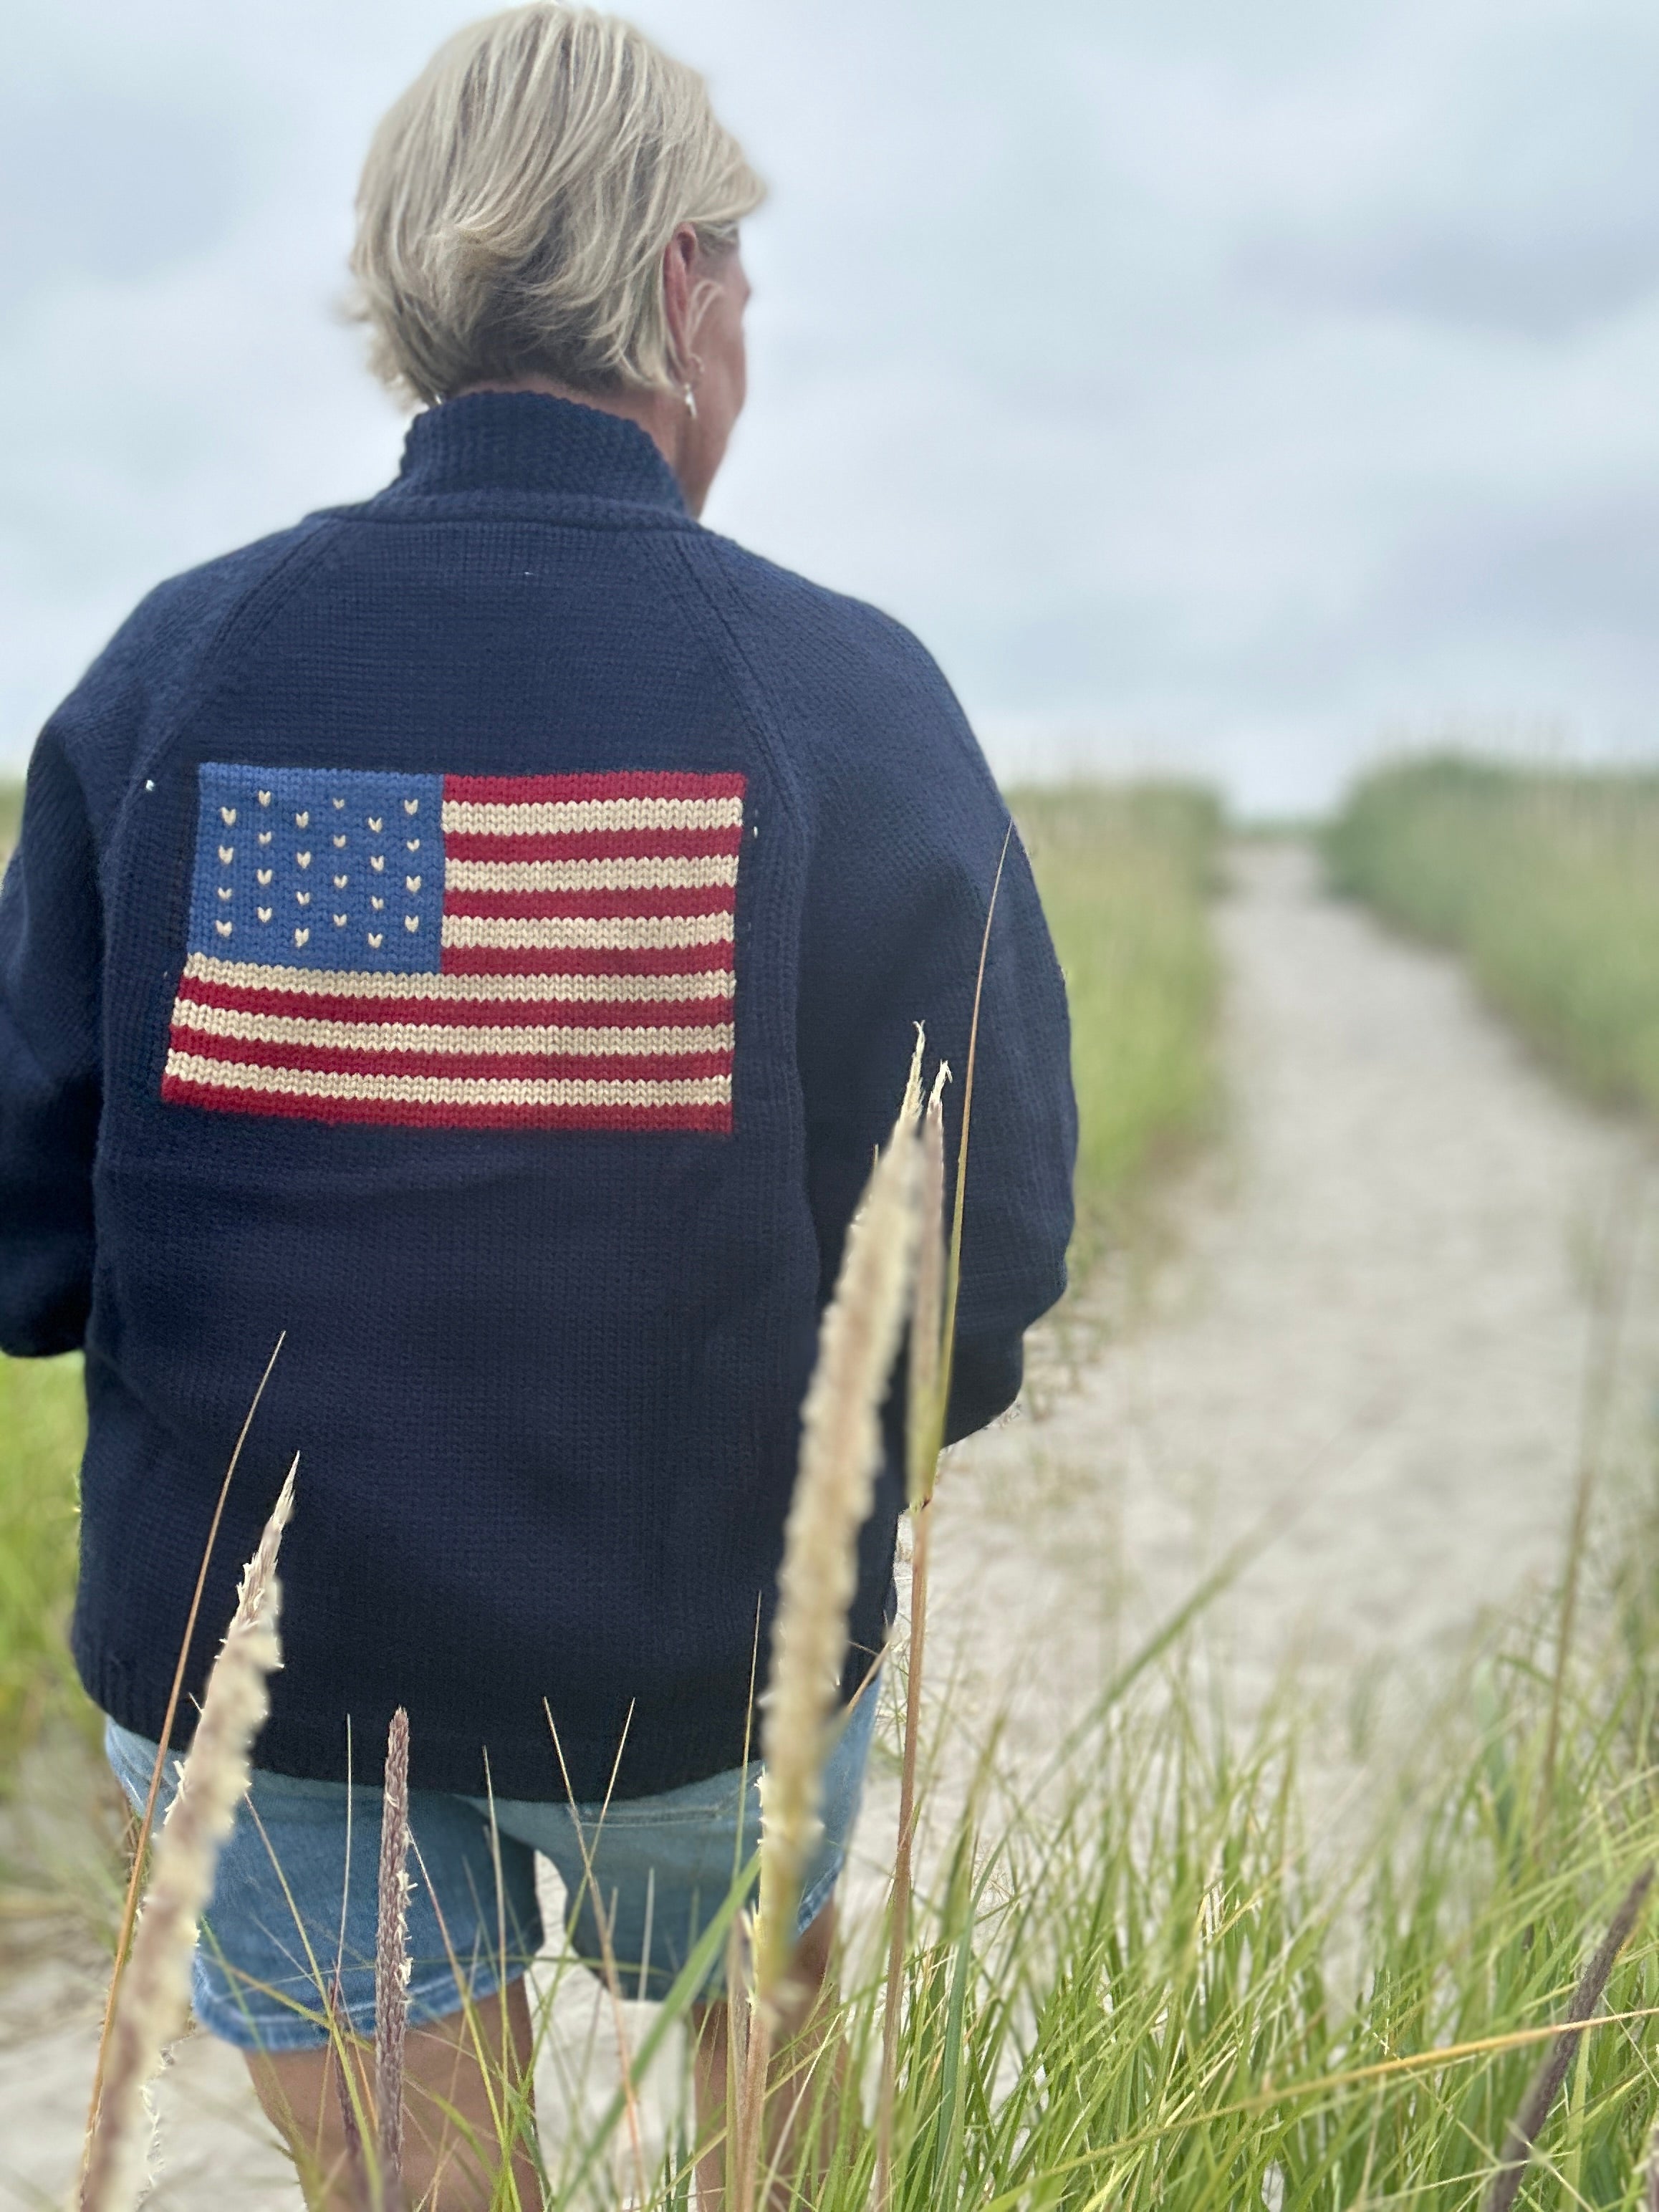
[{"left": 390, "top": 390, "right": 688, "bottom": 512}]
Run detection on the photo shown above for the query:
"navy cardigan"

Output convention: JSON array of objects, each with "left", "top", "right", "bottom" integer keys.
[{"left": 0, "top": 394, "right": 1075, "bottom": 1799}]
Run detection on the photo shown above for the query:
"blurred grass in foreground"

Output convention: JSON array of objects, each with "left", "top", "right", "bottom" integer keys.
[
  {"left": 1014, "top": 782, "right": 1224, "bottom": 1270},
  {"left": 846, "top": 1547, "right": 1659, "bottom": 2212},
  {"left": 1327, "top": 755, "right": 1659, "bottom": 1116},
  {"left": 208, "top": 1502, "right": 1659, "bottom": 2208}
]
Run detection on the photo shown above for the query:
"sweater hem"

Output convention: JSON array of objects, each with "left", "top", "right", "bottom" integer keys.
[{"left": 83, "top": 1648, "right": 774, "bottom": 1804}]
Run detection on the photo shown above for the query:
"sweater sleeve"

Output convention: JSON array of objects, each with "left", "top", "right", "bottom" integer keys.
[
  {"left": 0, "top": 728, "right": 104, "bottom": 1356},
  {"left": 795, "top": 622, "right": 1077, "bottom": 1441}
]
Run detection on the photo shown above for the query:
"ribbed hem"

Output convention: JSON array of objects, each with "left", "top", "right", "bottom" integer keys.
[{"left": 81, "top": 1643, "right": 767, "bottom": 1804}]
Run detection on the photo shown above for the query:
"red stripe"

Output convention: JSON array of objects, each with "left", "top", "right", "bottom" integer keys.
[
  {"left": 162, "top": 1072, "right": 731, "bottom": 1134},
  {"left": 174, "top": 980, "right": 733, "bottom": 1030},
  {"left": 443, "top": 826, "right": 744, "bottom": 863},
  {"left": 441, "top": 943, "right": 732, "bottom": 978},
  {"left": 443, "top": 771, "right": 746, "bottom": 805},
  {"left": 442, "top": 886, "right": 735, "bottom": 922},
  {"left": 170, "top": 1032, "right": 730, "bottom": 1083}
]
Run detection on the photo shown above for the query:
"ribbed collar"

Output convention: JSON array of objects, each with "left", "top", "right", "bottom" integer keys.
[{"left": 390, "top": 390, "right": 688, "bottom": 512}]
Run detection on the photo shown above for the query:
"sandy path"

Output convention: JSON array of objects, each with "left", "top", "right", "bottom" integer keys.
[
  {"left": 4, "top": 842, "right": 1655, "bottom": 2205},
  {"left": 916, "top": 842, "right": 1658, "bottom": 1766}
]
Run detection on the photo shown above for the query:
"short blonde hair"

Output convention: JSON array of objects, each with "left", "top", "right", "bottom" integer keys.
[{"left": 351, "top": 5, "right": 765, "bottom": 405}]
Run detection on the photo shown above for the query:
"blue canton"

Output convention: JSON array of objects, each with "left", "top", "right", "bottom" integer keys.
[{"left": 186, "top": 765, "right": 446, "bottom": 973}]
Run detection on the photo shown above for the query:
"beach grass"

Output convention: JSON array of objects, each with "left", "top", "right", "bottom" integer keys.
[
  {"left": 0, "top": 1353, "right": 87, "bottom": 1784},
  {"left": 629, "top": 1482, "right": 1659, "bottom": 2211},
  {"left": 1013, "top": 782, "right": 1224, "bottom": 1268},
  {"left": 856, "top": 1599, "right": 1659, "bottom": 2212},
  {"left": 165, "top": 1518, "right": 1659, "bottom": 2211},
  {"left": 1327, "top": 755, "right": 1659, "bottom": 1118}
]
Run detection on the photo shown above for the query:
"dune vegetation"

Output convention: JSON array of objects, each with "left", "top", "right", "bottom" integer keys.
[
  {"left": 1014, "top": 782, "right": 1224, "bottom": 1269},
  {"left": 1327, "top": 756, "right": 1659, "bottom": 1120},
  {"left": 0, "top": 1351, "right": 86, "bottom": 1782}
]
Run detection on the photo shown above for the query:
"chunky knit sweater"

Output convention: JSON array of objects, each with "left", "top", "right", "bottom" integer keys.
[{"left": 0, "top": 394, "right": 1076, "bottom": 1799}]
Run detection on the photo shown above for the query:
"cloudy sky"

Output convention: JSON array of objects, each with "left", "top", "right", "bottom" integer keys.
[{"left": 6, "top": 0, "right": 1659, "bottom": 812}]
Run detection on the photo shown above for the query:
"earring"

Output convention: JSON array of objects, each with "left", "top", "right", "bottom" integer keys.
[{"left": 683, "top": 382, "right": 698, "bottom": 419}]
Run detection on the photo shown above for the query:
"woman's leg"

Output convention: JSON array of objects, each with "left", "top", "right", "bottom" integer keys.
[
  {"left": 249, "top": 1976, "right": 542, "bottom": 2211},
  {"left": 103, "top": 1719, "right": 547, "bottom": 2204},
  {"left": 691, "top": 1898, "right": 847, "bottom": 2210}
]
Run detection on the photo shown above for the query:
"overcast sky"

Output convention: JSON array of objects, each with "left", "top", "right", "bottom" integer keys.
[{"left": 6, "top": 0, "right": 1659, "bottom": 812}]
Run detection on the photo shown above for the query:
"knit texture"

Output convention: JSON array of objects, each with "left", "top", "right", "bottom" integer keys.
[{"left": 0, "top": 394, "right": 1076, "bottom": 1799}]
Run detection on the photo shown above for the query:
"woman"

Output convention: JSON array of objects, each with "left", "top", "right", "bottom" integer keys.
[{"left": 0, "top": 6, "right": 1074, "bottom": 2203}]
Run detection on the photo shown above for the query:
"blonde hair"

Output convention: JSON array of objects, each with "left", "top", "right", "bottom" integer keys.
[{"left": 351, "top": 5, "right": 765, "bottom": 405}]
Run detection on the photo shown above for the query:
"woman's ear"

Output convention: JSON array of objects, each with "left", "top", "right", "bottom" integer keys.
[{"left": 662, "top": 224, "right": 701, "bottom": 380}]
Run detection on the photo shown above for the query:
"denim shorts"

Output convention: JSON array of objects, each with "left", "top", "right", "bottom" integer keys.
[{"left": 105, "top": 1682, "right": 880, "bottom": 2053}]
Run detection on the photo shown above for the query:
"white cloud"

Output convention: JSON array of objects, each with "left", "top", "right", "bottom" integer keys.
[{"left": 6, "top": 0, "right": 1659, "bottom": 812}]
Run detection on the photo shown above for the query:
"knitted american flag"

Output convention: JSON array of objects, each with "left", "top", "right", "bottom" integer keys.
[{"left": 161, "top": 764, "right": 744, "bottom": 1131}]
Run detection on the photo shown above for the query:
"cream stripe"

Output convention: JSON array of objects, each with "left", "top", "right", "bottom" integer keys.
[
  {"left": 180, "top": 953, "right": 734, "bottom": 1003},
  {"left": 165, "top": 1051, "right": 730, "bottom": 1110},
  {"left": 441, "top": 912, "right": 734, "bottom": 951},
  {"left": 170, "top": 1002, "right": 734, "bottom": 1057},
  {"left": 444, "top": 854, "right": 739, "bottom": 894},
  {"left": 442, "top": 797, "right": 743, "bottom": 836}
]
